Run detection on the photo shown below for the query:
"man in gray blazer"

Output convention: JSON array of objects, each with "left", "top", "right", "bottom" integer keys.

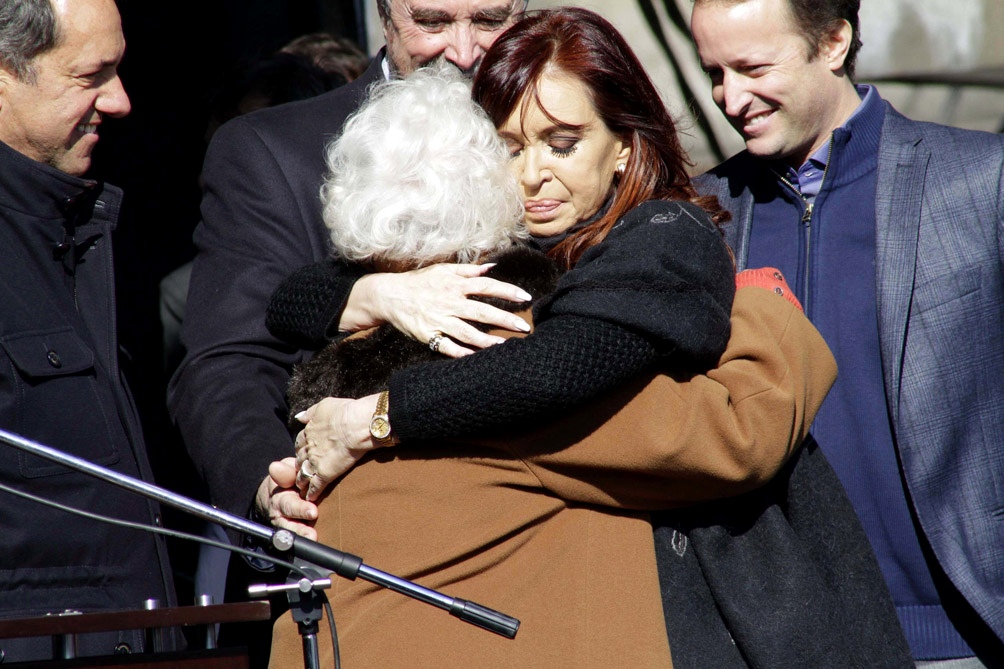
[{"left": 689, "top": 0, "right": 1004, "bottom": 666}]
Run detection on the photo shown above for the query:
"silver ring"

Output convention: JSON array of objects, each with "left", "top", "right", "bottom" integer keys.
[
  {"left": 298, "top": 459, "right": 315, "bottom": 480},
  {"left": 428, "top": 333, "right": 444, "bottom": 353}
]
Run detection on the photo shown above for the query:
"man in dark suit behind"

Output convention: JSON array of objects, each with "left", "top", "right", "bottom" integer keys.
[
  {"left": 689, "top": 0, "right": 1004, "bottom": 666},
  {"left": 168, "top": 0, "right": 529, "bottom": 559}
]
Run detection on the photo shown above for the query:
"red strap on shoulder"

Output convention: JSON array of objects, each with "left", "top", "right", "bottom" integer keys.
[{"left": 735, "top": 267, "right": 804, "bottom": 312}]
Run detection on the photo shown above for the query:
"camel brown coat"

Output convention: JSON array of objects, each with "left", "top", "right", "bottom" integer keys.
[{"left": 268, "top": 287, "right": 836, "bottom": 668}]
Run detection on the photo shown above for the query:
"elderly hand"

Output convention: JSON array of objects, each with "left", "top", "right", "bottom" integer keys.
[
  {"left": 254, "top": 458, "right": 319, "bottom": 540},
  {"left": 343, "top": 263, "right": 531, "bottom": 358},
  {"left": 293, "top": 393, "right": 394, "bottom": 501}
]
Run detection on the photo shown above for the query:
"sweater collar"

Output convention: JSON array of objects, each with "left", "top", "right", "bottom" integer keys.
[
  {"left": 825, "top": 85, "right": 884, "bottom": 185},
  {"left": 770, "top": 85, "right": 884, "bottom": 193}
]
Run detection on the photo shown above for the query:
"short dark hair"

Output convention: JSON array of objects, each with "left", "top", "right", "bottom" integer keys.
[
  {"left": 281, "top": 33, "right": 369, "bottom": 83},
  {"left": 787, "top": 0, "right": 862, "bottom": 79},
  {"left": 0, "top": 0, "right": 58, "bottom": 83},
  {"left": 695, "top": 0, "right": 863, "bottom": 79}
]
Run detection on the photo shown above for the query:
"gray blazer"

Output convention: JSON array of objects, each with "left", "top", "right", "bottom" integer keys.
[{"left": 695, "top": 101, "right": 1004, "bottom": 643}]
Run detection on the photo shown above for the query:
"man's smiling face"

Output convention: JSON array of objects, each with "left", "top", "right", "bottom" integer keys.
[
  {"left": 691, "top": 0, "right": 855, "bottom": 167},
  {"left": 0, "top": 0, "right": 130, "bottom": 176},
  {"left": 382, "top": 0, "right": 523, "bottom": 77}
]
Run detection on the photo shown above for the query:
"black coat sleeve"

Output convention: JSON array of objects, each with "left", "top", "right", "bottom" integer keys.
[
  {"left": 267, "top": 258, "right": 366, "bottom": 349},
  {"left": 390, "top": 200, "right": 735, "bottom": 441},
  {"left": 166, "top": 113, "right": 330, "bottom": 520},
  {"left": 166, "top": 59, "right": 388, "bottom": 520}
]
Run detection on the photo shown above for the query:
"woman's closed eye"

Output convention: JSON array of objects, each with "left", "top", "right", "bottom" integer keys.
[
  {"left": 549, "top": 139, "right": 578, "bottom": 157},
  {"left": 504, "top": 135, "right": 580, "bottom": 159}
]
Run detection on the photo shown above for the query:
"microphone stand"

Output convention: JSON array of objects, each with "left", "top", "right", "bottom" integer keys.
[
  {"left": 249, "top": 564, "right": 331, "bottom": 669},
  {"left": 0, "top": 428, "right": 520, "bottom": 668}
]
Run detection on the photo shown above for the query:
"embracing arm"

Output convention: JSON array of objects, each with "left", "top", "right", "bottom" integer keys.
[
  {"left": 296, "top": 283, "right": 833, "bottom": 513},
  {"left": 267, "top": 259, "right": 533, "bottom": 355},
  {"left": 388, "top": 200, "right": 735, "bottom": 440},
  {"left": 292, "top": 201, "right": 735, "bottom": 500}
]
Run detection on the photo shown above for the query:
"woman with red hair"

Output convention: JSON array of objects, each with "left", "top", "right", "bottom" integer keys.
[{"left": 471, "top": 6, "right": 727, "bottom": 269}]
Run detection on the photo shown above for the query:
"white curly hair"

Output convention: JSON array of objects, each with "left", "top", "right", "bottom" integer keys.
[{"left": 321, "top": 64, "right": 526, "bottom": 267}]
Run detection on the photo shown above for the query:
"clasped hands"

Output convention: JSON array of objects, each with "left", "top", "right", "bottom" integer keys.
[{"left": 253, "top": 394, "right": 378, "bottom": 540}]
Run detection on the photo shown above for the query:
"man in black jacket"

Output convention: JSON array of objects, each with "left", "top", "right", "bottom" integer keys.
[{"left": 0, "top": 0, "right": 177, "bottom": 661}]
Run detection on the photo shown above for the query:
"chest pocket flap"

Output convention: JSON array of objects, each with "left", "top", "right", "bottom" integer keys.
[
  {"left": 1, "top": 328, "right": 95, "bottom": 378},
  {"left": 0, "top": 327, "right": 119, "bottom": 478}
]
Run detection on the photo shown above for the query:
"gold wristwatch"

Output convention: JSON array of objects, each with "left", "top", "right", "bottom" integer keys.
[{"left": 369, "top": 390, "right": 395, "bottom": 446}]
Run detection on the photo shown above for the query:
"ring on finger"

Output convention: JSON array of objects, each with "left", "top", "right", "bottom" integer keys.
[{"left": 428, "top": 332, "right": 445, "bottom": 353}]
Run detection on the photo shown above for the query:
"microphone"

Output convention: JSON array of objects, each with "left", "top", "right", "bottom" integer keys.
[{"left": 0, "top": 427, "right": 520, "bottom": 640}]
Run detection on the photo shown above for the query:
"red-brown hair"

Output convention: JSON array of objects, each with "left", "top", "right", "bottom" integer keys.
[{"left": 472, "top": 7, "right": 728, "bottom": 267}]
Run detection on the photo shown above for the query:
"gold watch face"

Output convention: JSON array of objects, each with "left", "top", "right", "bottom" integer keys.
[{"left": 370, "top": 416, "right": 392, "bottom": 440}]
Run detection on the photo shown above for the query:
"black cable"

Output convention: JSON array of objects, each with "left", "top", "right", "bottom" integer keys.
[
  {"left": 322, "top": 596, "right": 341, "bottom": 669},
  {"left": 0, "top": 478, "right": 309, "bottom": 578}
]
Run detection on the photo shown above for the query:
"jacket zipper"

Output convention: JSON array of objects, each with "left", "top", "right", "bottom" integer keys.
[{"left": 772, "top": 139, "right": 834, "bottom": 315}]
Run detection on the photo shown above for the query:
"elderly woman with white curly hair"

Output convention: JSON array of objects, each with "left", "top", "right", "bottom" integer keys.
[{"left": 280, "top": 64, "right": 552, "bottom": 417}]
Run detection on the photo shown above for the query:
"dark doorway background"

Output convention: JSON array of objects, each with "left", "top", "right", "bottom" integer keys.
[{"left": 89, "top": 0, "right": 370, "bottom": 609}]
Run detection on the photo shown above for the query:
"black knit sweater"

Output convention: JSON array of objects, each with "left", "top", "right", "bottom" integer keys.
[{"left": 267, "top": 199, "right": 735, "bottom": 441}]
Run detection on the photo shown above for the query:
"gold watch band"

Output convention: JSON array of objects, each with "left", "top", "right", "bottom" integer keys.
[{"left": 369, "top": 390, "right": 395, "bottom": 446}]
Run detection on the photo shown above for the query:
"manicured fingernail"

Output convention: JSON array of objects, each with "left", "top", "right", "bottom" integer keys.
[
  {"left": 515, "top": 319, "right": 531, "bottom": 332},
  {"left": 482, "top": 262, "right": 497, "bottom": 269},
  {"left": 516, "top": 289, "right": 532, "bottom": 301},
  {"left": 295, "top": 411, "right": 307, "bottom": 422}
]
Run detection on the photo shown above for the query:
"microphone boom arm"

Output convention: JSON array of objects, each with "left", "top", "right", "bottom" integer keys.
[{"left": 0, "top": 428, "right": 519, "bottom": 639}]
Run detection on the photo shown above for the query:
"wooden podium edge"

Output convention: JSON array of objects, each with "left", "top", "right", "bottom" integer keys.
[
  {"left": 0, "top": 602, "right": 271, "bottom": 640},
  {"left": 4, "top": 647, "right": 252, "bottom": 669}
]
